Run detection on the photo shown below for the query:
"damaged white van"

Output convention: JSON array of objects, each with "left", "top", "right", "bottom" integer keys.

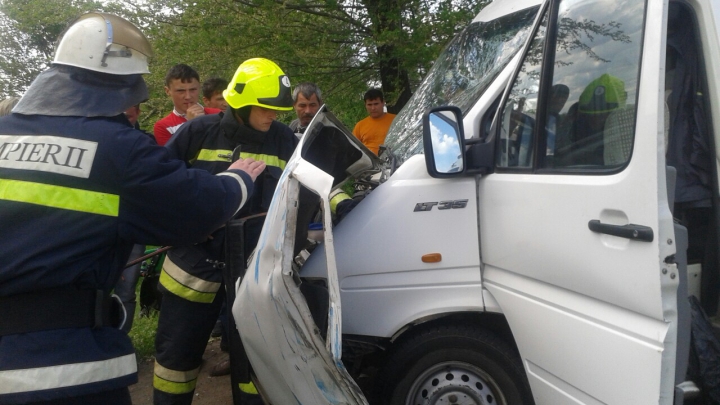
[{"left": 232, "top": 0, "right": 720, "bottom": 403}]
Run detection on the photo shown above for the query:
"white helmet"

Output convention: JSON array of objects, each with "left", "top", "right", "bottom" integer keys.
[{"left": 53, "top": 12, "right": 153, "bottom": 75}]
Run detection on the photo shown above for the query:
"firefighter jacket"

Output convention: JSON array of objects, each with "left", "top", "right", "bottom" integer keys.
[
  {"left": 0, "top": 113, "right": 254, "bottom": 404},
  {"left": 161, "top": 110, "right": 298, "bottom": 303}
]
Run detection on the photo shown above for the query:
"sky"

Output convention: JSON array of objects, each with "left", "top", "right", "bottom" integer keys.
[{"left": 429, "top": 111, "right": 463, "bottom": 172}]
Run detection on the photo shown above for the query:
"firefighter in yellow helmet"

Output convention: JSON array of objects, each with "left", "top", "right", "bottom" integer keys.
[
  {"left": 155, "top": 58, "right": 297, "bottom": 405},
  {"left": 578, "top": 73, "right": 627, "bottom": 115}
]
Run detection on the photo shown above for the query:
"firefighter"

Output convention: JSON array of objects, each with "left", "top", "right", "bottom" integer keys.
[
  {"left": 0, "top": 13, "right": 264, "bottom": 405},
  {"left": 154, "top": 58, "right": 298, "bottom": 405}
]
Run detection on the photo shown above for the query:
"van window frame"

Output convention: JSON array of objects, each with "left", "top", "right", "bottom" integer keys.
[{"left": 493, "top": 0, "right": 649, "bottom": 175}]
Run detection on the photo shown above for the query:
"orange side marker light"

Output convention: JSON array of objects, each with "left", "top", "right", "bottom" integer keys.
[{"left": 422, "top": 253, "right": 442, "bottom": 263}]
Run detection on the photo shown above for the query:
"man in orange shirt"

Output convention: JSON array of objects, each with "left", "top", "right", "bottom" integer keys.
[{"left": 352, "top": 88, "right": 396, "bottom": 155}]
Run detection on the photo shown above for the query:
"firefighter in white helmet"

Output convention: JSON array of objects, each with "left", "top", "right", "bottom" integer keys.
[{"left": 0, "top": 13, "right": 265, "bottom": 405}]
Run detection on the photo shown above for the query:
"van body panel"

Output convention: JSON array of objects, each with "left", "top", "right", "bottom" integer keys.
[
  {"left": 484, "top": 267, "right": 669, "bottom": 403},
  {"left": 230, "top": 0, "right": 720, "bottom": 402},
  {"left": 473, "top": 0, "right": 543, "bottom": 22},
  {"left": 302, "top": 155, "right": 482, "bottom": 337}
]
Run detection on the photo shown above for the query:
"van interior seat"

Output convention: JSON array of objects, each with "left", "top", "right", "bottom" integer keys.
[
  {"left": 603, "top": 105, "right": 635, "bottom": 165},
  {"left": 603, "top": 103, "right": 669, "bottom": 166}
]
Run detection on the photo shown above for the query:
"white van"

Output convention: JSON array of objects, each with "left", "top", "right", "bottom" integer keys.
[{"left": 232, "top": 0, "right": 720, "bottom": 403}]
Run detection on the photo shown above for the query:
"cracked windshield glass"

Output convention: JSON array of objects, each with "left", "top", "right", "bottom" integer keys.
[{"left": 384, "top": 5, "right": 540, "bottom": 165}]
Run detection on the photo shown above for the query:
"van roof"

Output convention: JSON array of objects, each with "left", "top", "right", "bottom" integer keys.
[{"left": 473, "top": 0, "right": 543, "bottom": 22}]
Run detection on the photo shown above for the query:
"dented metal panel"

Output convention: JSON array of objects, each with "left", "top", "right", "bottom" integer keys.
[{"left": 232, "top": 110, "right": 373, "bottom": 405}]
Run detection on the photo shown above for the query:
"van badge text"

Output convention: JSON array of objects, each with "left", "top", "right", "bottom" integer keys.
[{"left": 414, "top": 199, "right": 468, "bottom": 212}]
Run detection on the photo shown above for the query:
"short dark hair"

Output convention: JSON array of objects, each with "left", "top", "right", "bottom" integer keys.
[
  {"left": 202, "top": 77, "right": 229, "bottom": 99},
  {"left": 164, "top": 64, "right": 200, "bottom": 87},
  {"left": 363, "top": 88, "right": 384, "bottom": 102},
  {"left": 292, "top": 82, "right": 323, "bottom": 105}
]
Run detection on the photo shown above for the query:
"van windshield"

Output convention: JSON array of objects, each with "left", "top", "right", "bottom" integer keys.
[{"left": 384, "top": 6, "right": 540, "bottom": 164}]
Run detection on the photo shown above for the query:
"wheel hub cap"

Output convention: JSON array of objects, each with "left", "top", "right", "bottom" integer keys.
[{"left": 407, "top": 362, "right": 505, "bottom": 405}]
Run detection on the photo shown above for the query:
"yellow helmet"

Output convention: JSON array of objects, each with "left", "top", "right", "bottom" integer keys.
[
  {"left": 223, "top": 58, "right": 293, "bottom": 111},
  {"left": 578, "top": 74, "right": 627, "bottom": 114}
]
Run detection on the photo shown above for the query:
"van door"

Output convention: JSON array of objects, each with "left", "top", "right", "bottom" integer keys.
[
  {"left": 479, "top": 0, "right": 678, "bottom": 403},
  {"left": 233, "top": 110, "right": 377, "bottom": 405}
]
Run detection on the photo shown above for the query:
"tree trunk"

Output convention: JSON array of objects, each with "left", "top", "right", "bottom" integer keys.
[{"left": 362, "top": 0, "right": 413, "bottom": 114}]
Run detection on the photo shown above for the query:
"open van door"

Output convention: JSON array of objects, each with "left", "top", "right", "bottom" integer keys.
[
  {"left": 474, "top": 0, "right": 680, "bottom": 402},
  {"left": 232, "top": 108, "right": 380, "bottom": 404}
]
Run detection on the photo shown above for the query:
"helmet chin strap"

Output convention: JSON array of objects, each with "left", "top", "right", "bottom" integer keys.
[
  {"left": 232, "top": 105, "right": 265, "bottom": 134},
  {"left": 232, "top": 106, "right": 255, "bottom": 128},
  {"left": 101, "top": 46, "right": 133, "bottom": 67}
]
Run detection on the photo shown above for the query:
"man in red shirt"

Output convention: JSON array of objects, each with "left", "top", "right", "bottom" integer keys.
[{"left": 153, "top": 64, "right": 221, "bottom": 145}]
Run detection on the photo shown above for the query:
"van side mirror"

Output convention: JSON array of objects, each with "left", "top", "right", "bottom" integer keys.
[{"left": 423, "top": 106, "right": 466, "bottom": 178}]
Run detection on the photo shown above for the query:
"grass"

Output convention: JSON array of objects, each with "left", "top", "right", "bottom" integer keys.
[
  {"left": 128, "top": 306, "right": 159, "bottom": 361},
  {"left": 125, "top": 280, "right": 160, "bottom": 361}
]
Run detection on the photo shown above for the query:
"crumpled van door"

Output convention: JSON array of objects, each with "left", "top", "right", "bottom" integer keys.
[{"left": 232, "top": 108, "right": 379, "bottom": 404}]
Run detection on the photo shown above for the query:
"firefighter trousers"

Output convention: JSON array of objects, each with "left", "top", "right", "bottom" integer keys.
[{"left": 153, "top": 287, "right": 224, "bottom": 405}]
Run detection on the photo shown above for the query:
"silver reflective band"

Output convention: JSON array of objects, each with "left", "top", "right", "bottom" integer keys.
[
  {"left": 0, "top": 353, "right": 136, "bottom": 394},
  {"left": 218, "top": 171, "right": 248, "bottom": 215},
  {"left": 112, "top": 293, "right": 127, "bottom": 331},
  {"left": 163, "top": 256, "right": 221, "bottom": 293},
  {"left": 154, "top": 361, "right": 200, "bottom": 382}
]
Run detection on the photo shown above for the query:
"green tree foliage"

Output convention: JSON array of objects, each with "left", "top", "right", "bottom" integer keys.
[
  {"left": 0, "top": 0, "right": 108, "bottom": 98},
  {"left": 114, "top": 0, "right": 486, "bottom": 128},
  {"left": 0, "top": 0, "right": 485, "bottom": 129}
]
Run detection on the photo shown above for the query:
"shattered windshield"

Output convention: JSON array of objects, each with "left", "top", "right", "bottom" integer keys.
[{"left": 384, "top": 6, "right": 540, "bottom": 164}]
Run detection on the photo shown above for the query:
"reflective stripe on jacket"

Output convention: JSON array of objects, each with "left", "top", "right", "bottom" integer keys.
[
  {"left": 161, "top": 111, "right": 298, "bottom": 300},
  {"left": 0, "top": 113, "right": 253, "bottom": 404}
]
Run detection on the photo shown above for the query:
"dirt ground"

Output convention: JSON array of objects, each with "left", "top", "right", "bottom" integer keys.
[{"left": 129, "top": 338, "right": 234, "bottom": 405}]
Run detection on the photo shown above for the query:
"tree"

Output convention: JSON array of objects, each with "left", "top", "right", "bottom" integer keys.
[
  {"left": 0, "top": 0, "right": 486, "bottom": 129},
  {"left": 0, "top": 0, "right": 106, "bottom": 98},
  {"left": 234, "top": 0, "right": 485, "bottom": 114},
  {"left": 137, "top": 0, "right": 485, "bottom": 127}
]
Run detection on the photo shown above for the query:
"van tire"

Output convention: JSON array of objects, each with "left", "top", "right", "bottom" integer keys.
[{"left": 377, "top": 324, "right": 534, "bottom": 405}]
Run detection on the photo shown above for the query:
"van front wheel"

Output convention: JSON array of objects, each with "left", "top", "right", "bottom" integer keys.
[{"left": 379, "top": 325, "right": 534, "bottom": 405}]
